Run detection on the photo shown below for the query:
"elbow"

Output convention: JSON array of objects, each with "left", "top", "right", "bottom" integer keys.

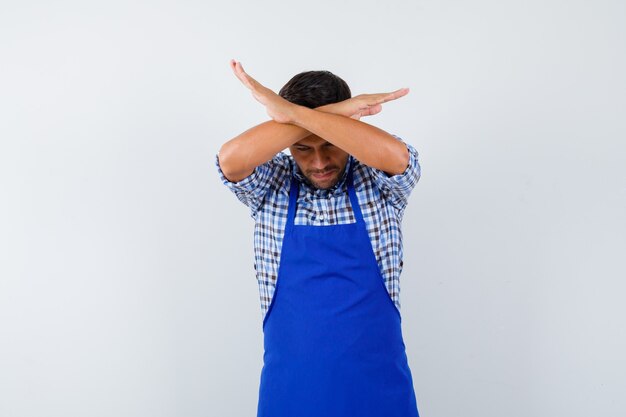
[
  {"left": 217, "top": 142, "right": 238, "bottom": 181},
  {"left": 386, "top": 144, "right": 410, "bottom": 176},
  {"left": 218, "top": 142, "right": 251, "bottom": 183}
]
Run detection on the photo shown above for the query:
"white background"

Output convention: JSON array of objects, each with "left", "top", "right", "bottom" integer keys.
[{"left": 1, "top": 1, "right": 625, "bottom": 416}]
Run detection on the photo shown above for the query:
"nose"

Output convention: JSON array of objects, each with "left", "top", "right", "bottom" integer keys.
[{"left": 310, "top": 149, "right": 330, "bottom": 170}]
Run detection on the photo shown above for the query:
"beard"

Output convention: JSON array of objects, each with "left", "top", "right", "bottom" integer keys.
[{"left": 304, "top": 166, "right": 342, "bottom": 190}]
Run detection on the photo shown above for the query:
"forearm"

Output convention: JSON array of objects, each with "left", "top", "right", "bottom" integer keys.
[
  {"left": 291, "top": 107, "right": 409, "bottom": 175},
  {"left": 218, "top": 101, "right": 354, "bottom": 182},
  {"left": 218, "top": 120, "right": 310, "bottom": 182}
]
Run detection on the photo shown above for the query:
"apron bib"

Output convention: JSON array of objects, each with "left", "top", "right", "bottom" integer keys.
[{"left": 257, "top": 166, "right": 420, "bottom": 417}]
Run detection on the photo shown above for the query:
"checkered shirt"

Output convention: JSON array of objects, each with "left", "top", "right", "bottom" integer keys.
[{"left": 216, "top": 135, "right": 421, "bottom": 321}]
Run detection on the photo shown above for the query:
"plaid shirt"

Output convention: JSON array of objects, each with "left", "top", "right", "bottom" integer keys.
[{"left": 216, "top": 135, "right": 421, "bottom": 321}]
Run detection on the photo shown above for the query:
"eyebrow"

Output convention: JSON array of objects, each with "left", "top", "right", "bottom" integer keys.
[{"left": 295, "top": 141, "right": 331, "bottom": 147}]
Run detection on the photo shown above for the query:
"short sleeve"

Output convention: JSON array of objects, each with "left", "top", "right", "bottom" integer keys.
[
  {"left": 215, "top": 152, "right": 291, "bottom": 218},
  {"left": 367, "top": 135, "right": 421, "bottom": 212}
]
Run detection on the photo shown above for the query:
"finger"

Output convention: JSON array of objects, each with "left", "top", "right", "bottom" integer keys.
[
  {"left": 241, "top": 65, "right": 266, "bottom": 93},
  {"left": 232, "top": 60, "right": 256, "bottom": 90},
  {"left": 235, "top": 62, "right": 254, "bottom": 90},
  {"left": 230, "top": 59, "right": 246, "bottom": 83},
  {"left": 369, "top": 104, "right": 383, "bottom": 115},
  {"left": 360, "top": 104, "right": 382, "bottom": 116},
  {"left": 367, "top": 88, "right": 410, "bottom": 105},
  {"left": 376, "top": 88, "right": 409, "bottom": 104},
  {"left": 381, "top": 88, "right": 410, "bottom": 102},
  {"left": 355, "top": 89, "right": 405, "bottom": 107}
]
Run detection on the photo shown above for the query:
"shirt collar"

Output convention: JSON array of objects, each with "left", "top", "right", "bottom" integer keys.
[{"left": 292, "top": 156, "right": 353, "bottom": 197}]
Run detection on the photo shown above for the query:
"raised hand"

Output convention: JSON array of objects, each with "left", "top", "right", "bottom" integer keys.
[
  {"left": 230, "top": 59, "right": 297, "bottom": 124},
  {"left": 327, "top": 89, "right": 410, "bottom": 120}
]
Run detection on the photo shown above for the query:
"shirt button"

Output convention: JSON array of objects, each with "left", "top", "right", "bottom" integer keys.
[{"left": 319, "top": 214, "right": 325, "bottom": 221}]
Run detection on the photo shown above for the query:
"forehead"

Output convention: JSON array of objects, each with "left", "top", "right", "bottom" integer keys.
[{"left": 294, "top": 135, "right": 327, "bottom": 146}]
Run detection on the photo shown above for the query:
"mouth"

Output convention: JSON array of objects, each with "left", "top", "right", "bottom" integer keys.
[{"left": 310, "top": 170, "right": 337, "bottom": 180}]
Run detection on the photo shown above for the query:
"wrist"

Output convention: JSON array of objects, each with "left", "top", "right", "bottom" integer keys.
[
  {"left": 315, "top": 102, "right": 336, "bottom": 113},
  {"left": 289, "top": 104, "right": 311, "bottom": 126},
  {"left": 317, "top": 100, "right": 351, "bottom": 117}
]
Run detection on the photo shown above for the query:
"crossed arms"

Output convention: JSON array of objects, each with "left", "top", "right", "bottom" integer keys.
[{"left": 218, "top": 60, "right": 411, "bottom": 183}]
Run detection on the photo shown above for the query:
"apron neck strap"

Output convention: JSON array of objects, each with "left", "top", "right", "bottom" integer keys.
[
  {"left": 287, "top": 178, "right": 299, "bottom": 224},
  {"left": 346, "top": 169, "right": 364, "bottom": 223}
]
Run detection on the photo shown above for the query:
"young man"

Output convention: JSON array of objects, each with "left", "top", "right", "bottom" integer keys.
[{"left": 216, "top": 60, "right": 421, "bottom": 417}]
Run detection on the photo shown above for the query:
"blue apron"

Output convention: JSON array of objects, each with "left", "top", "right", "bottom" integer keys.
[{"left": 257, "top": 166, "right": 420, "bottom": 417}]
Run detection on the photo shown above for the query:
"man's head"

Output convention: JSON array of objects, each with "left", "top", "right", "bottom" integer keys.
[
  {"left": 279, "top": 70, "right": 351, "bottom": 108},
  {"left": 280, "top": 71, "right": 351, "bottom": 189}
]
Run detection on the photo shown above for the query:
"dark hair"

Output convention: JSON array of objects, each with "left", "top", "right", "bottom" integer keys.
[{"left": 279, "top": 70, "right": 351, "bottom": 108}]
